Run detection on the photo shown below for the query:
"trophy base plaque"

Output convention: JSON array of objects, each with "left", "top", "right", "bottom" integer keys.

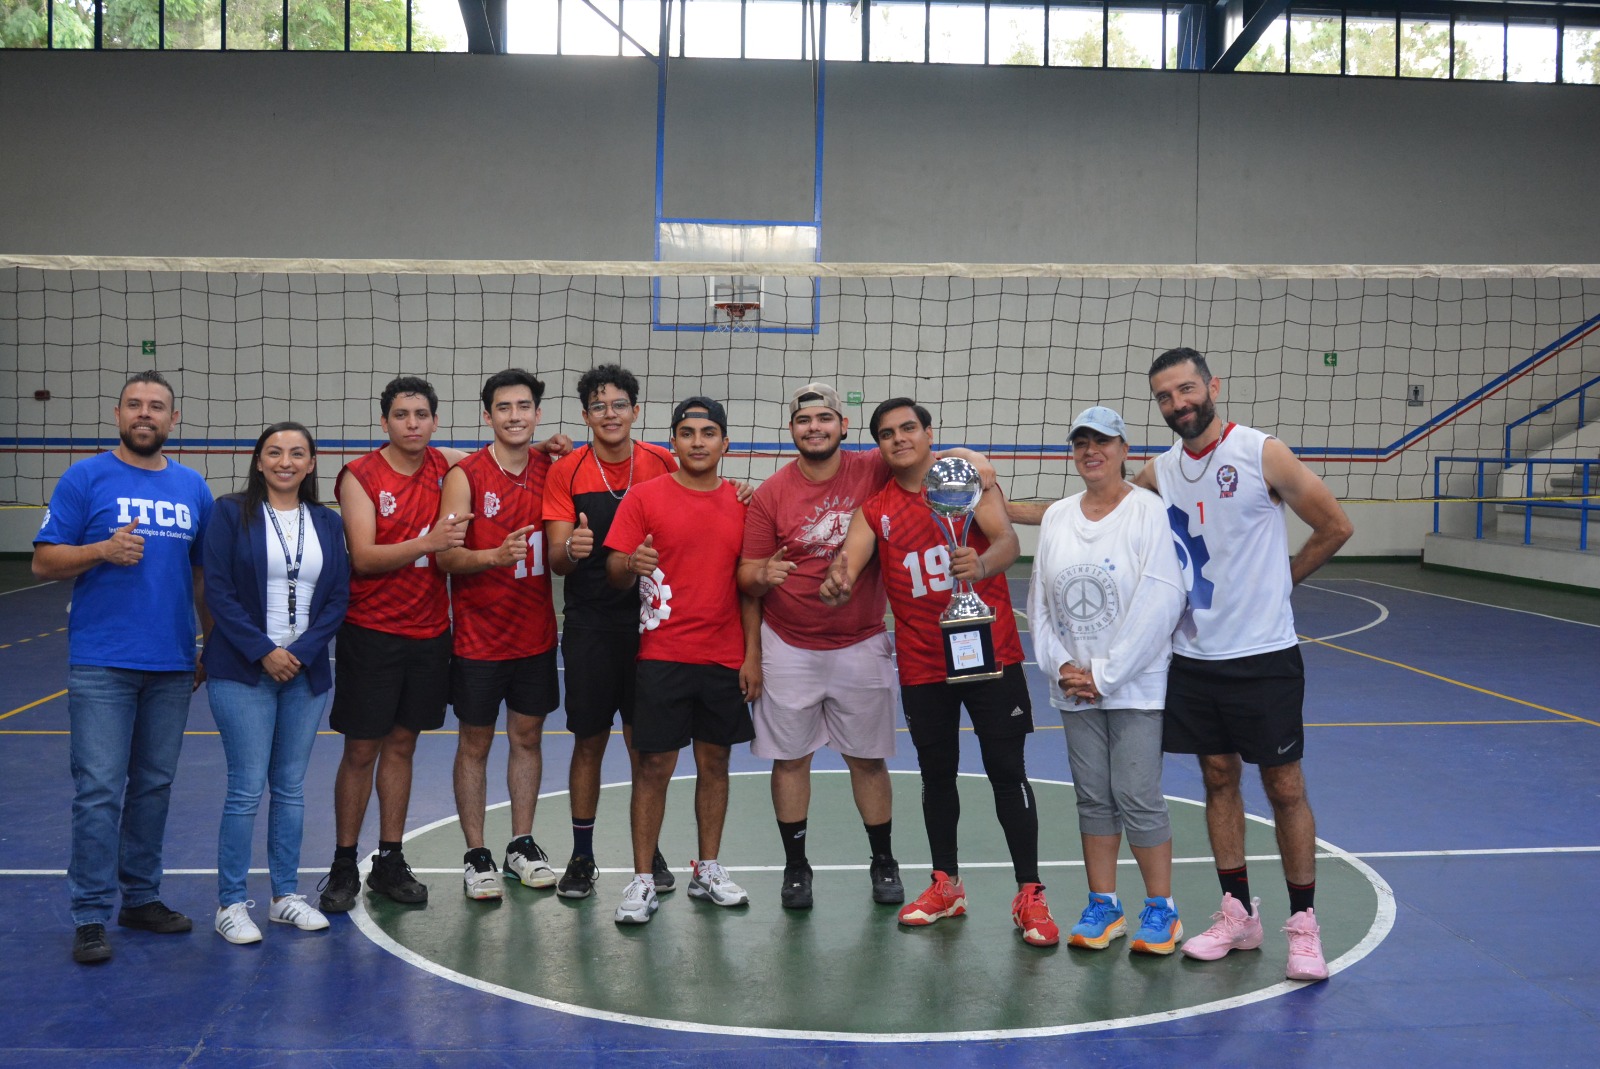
[{"left": 940, "top": 614, "right": 1003, "bottom": 684}]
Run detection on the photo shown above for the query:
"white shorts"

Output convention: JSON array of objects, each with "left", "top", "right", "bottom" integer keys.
[{"left": 752, "top": 622, "right": 898, "bottom": 762}]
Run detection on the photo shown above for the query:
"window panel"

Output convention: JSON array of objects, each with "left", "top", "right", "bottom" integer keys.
[
  {"left": 990, "top": 3, "right": 1044, "bottom": 66},
  {"left": 929, "top": 2, "right": 984, "bottom": 65},
  {"left": 289, "top": 0, "right": 345, "bottom": 50},
  {"left": 1452, "top": 19, "right": 1504, "bottom": 80},
  {"left": 165, "top": 0, "right": 222, "bottom": 49},
  {"left": 1048, "top": 3, "right": 1102, "bottom": 68},
  {"left": 104, "top": 0, "right": 160, "bottom": 49},
  {"left": 1344, "top": 15, "right": 1396, "bottom": 76},
  {"left": 350, "top": 0, "right": 408, "bottom": 51},
  {"left": 1108, "top": 8, "right": 1161, "bottom": 69},
  {"left": 226, "top": 0, "right": 286, "bottom": 49},
  {"left": 0, "top": 0, "right": 51, "bottom": 47},
  {"left": 1506, "top": 21, "right": 1554, "bottom": 83},
  {"left": 685, "top": 0, "right": 741, "bottom": 57},
  {"left": 1289, "top": 13, "right": 1340, "bottom": 74},
  {"left": 823, "top": 0, "right": 860, "bottom": 60},
  {"left": 508, "top": 0, "right": 559, "bottom": 54},
  {"left": 870, "top": 0, "right": 926, "bottom": 63},
  {"left": 621, "top": 0, "right": 662, "bottom": 56},
  {"left": 1562, "top": 26, "right": 1600, "bottom": 85},
  {"left": 1399, "top": 18, "right": 1450, "bottom": 78},
  {"left": 1164, "top": 9, "right": 1180, "bottom": 69},
  {"left": 746, "top": 0, "right": 802, "bottom": 60},
  {"left": 48, "top": 0, "right": 94, "bottom": 47},
  {"left": 564, "top": 0, "right": 624, "bottom": 56},
  {"left": 1236, "top": 14, "right": 1285, "bottom": 72}
]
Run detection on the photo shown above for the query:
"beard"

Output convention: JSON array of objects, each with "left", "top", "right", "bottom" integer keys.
[
  {"left": 1163, "top": 395, "right": 1217, "bottom": 443},
  {"left": 795, "top": 436, "right": 842, "bottom": 462},
  {"left": 120, "top": 425, "right": 168, "bottom": 457}
]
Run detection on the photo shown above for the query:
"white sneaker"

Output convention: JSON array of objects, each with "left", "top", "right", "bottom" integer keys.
[
  {"left": 269, "top": 893, "right": 330, "bottom": 931},
  {"left": 215, "top": 901, "right": 262, "bottom": 945},
  {"left": 503, "top": 837, "right": 557, "bottom": 889},
  {"left": 614, "top": 875, "right": 659, "bottom": 925},
  {"left": 463, "top": 848, "right": 503, "bottom": 900},
  {"left": 688, "top": 860, "right": 749, "bottom": 907}
]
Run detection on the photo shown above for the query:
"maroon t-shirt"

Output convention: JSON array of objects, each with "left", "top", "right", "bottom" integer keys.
[{"left": 742, "top": 449, "right": 889, "bottom": 651}]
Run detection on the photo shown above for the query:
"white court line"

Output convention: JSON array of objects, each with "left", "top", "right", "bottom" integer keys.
[
  {"left": 1317, "top": 577, "right": 1600, "bottom": 629},
  {"left": 0, "top": 581, "right": 57, "bottom": 598},
  {"left": 1298, "top": 582, "right": 1389, "bottom": 642}
]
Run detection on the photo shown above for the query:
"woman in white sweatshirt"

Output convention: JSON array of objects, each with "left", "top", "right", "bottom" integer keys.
[{"left": 1027, "top": 406, "right": 1187, "bottom": 955}]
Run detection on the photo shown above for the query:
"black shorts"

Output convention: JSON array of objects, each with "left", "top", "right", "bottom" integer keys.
[
  {"left": 899, "top": 662, "right": 1034, "bottom": 750},
  {"left": 561, "top": 624, "right": 639, "bottom": 739},
  {"left": 1162, "top": 646, "right": 1306, "bottom": 767},
  {"left": 631, "top": 661, "right": 755, "bottom": 754},
  {"left": 329, "top": 622, "right": 451, "bottom": 739},
  {"left": 450, "top": 648, "right": 561, "bottom": 727}
]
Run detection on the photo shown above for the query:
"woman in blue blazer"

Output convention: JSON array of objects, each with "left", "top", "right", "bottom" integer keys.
[{"left": 203, "top": 421, "right": 349, "bottom": 945}]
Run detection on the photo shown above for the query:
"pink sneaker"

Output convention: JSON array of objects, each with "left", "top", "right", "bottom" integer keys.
[
  {"left": 1283, "top": 908, "right": 1329, "bottom": 981},
  {"left": 1181, "top": 893, "right": 1264, "bottom": 960}
]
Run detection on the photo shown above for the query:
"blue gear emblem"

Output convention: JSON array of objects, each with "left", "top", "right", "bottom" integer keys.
[{"left": 1166, "top": 504, "right": 1215, "bottom": 611}]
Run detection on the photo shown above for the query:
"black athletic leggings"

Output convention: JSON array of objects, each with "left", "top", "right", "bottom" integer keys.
[{"left": 916, "top": 730, "right": 1041, "bottom": 885}]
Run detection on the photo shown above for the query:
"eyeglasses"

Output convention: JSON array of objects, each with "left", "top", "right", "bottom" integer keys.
[{"left": 585, "top": 400, "right": 635, "bottom": 416}]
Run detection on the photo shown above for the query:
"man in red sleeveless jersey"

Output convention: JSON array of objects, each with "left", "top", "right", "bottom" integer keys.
[
  {"left": 436, "top": 369, "right": 561, "bottom": 901},
  {"left": 603, "top": 397, "right": 762, "bottom": 925},
  {"left": 542, "top": 364, "right": 679, "bottom": 899},
  {"left": 820, "top": 398, "right": 1059, "bottom": 948}
]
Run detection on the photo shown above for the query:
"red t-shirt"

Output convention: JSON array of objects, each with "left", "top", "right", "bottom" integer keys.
[
  {"left": 450, "top": 446, "right": 557, "bottom": 661},
  {"left": 859, "top": 480, "right": 1024, "bottom": 686},
  {"left": 603, "top": 475, "right": 747, "bottom": 670},
  {"left": 542, "top": 441, "right": 677, "bottom": 632},
  {"left": 337, "top": 447, "right": 451, "bottom": 639},
  {"left": 742, "top": 449, "right": 889, "bottom": 651}
]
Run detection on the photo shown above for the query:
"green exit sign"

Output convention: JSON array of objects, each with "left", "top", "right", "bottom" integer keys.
[
  {"left": 141, "top": 340, "right": 156, "bottom": 355},
  {"left": 1323, "top": 352, "right": 1338, "bottom": 367},
  {"left": 846, "top": 391, "right": 863, "bottom": 405}
]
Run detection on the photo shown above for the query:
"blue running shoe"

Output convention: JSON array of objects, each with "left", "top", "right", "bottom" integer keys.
[
  {"left": 1130, "top": 898, "right": 1184, "bottom": 955},
  {"left": 1067, "top": 892, "right": 1126, "bottom": 949}
]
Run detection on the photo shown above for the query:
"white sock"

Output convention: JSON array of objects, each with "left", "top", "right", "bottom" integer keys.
[{"left": 637, "top": 872, "right": 655, "bottom": 890}]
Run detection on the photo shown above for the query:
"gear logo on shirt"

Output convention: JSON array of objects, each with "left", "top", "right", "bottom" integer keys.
[
  {"left": 1216, "top": 465, "right": 1239, "bottom": 499},
  {"left": 483, "top": 491, "right": 501, "bottom": 519},
  {"left": 637, "top": 568, "right": 673, "bottom": 633},
  {"left": 1166, "top": 504, "right": 1214, "bottom": 612},
  {"left": 39, "top": 509, "right": 51, "bottom": 532},
  {"left": 378, "top": 490, "right": 397, "bottom": 517},
  {"left": 1053, "top": 563, "right": 1119, "bottom": 637}
]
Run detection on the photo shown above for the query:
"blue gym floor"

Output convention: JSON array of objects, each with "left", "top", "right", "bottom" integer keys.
[{"left": 0, "top": 561, "right": 1596, "bottom": 1067}]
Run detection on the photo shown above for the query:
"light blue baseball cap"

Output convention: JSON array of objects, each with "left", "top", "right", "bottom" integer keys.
[{"left": 1068, "top": 405, "right": 1126, "bottom": 440}]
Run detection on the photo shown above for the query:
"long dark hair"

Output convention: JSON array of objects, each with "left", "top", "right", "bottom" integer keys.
[{"left": 240, "top": 421, "right": 321, "bottom": 522}]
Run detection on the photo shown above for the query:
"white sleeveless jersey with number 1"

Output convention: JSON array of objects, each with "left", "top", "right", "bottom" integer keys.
[{"left": 1153, "top": 423, "right": 1297, "bottom": 660}]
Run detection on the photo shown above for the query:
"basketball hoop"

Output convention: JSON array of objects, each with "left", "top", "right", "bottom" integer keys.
[{"left": 712, "top": 300, "right": 761, "bottom": 332}]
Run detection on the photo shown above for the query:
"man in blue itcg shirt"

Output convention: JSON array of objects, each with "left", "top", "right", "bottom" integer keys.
[{"left": 32, "top": 370, "right": 214, "bottom": 965}]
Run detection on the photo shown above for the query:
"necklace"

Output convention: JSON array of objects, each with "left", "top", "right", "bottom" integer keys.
[
  {"left": 488, "top": 443, "right": 528, "bottom": 490},
  {"left": 1177, "top": 425, "right": 1229, "bottom": 484},
  {"left": 593, "top": 442, "right": 636, "bottom": 500}
]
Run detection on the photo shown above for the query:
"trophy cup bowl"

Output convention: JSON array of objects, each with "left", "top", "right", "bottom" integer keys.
[{"left": 922, "top": 458, "right": 1002, "bottom": 682}]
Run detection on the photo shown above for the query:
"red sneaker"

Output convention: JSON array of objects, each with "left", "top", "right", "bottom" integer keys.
[
  {"left": 897, "top": 871, "right": 967, "bottom": 926},
  {"left": 1011, "top": 883, "right": 1060, "bottom": 947}
]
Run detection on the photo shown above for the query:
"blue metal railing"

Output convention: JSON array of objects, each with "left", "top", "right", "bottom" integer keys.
[
  {"left": 1433, "top": 456, "right": 1598, "bottom": 551},
  {"left": 1503, "top": 373, "right": 1600, "bottom": 461}
]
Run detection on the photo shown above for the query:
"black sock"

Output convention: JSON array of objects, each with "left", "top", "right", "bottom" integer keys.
[
  {"left": 778, "top": 820, "right": 808, "bottom": 866},
  {"left": 378, "top": 840, "right": 402, "bottom": 858},
  {"left": 1218, "top": 865, "right": 1251, "bottom": 903},
  {"left": 1287, "top": 879, "right": 1316, "bottom": 915},
  {"left": 334, "top": 843, "right": 359, "bottom": 862},
  {"left": 865, "top": 820, "right": 893, "bottom": 859}
]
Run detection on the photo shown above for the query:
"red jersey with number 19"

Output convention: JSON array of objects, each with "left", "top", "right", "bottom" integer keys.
[
  {"left": 337, "top": 447, "right": 451, "bottom": 639},
  {"left": 450, "top": 446, "right": 557, "bottom": 661},
  {"left": 859, "top": 480, "right": 1024, "bottom": 686}
]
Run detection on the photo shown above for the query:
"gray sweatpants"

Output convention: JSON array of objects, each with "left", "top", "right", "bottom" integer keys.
[{"left": 1060, "top": 707, "right": 1172, "bottom": 848}]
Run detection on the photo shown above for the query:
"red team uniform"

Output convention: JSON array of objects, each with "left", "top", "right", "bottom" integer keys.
[
  {"left": 451, "top": 447, "right": 557, "bottom": 661},
  {"left": 857, "top": 480, "right": 1025, "bottom": 685},
  {"left": 339, "top": 447, "right": 452, "bottom": 638}
]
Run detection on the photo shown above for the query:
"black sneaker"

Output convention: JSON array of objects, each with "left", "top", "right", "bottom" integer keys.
[
  {"left": 652, "top": 848, "right": 676, "bottom": 894},
  {"left": 116, "top": 900, "right": 192, "bottom": 933},
  {"left": 557, "top": 855, "right": 598, "bottom": 899},
  {"left": 72, "top": 923, "right": 112, "bottom": 964},
  {"left": 780, "top": 861, "right": 814, "bottom": 910},
  {"left": 367, "top": 851, "right": 430, "bottom": 905},
  {"left": 870, "top": 855, "right": 905, "bottom": 904},
  {"left": 318, "top": 856, "right": 362, "bottom": 913}
]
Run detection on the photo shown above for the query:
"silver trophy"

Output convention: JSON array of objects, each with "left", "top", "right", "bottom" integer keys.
[{"left": 923, "top": 457, "right": 1002, "bottom": 682}]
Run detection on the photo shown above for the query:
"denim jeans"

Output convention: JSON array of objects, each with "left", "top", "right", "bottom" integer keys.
[
  {"left": 209, "top": 673, "right": 329, "bottom": 905},
  {"left": 68, "top": 665, "right": 195, "bottom": 927}
]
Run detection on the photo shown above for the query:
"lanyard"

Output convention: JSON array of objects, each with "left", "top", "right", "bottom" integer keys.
[{"left": 266, "top": 504, "right": 307, "bottom": 638}]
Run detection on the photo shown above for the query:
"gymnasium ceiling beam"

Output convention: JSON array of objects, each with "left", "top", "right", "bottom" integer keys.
[
  {"left": 458, "top": 0, "right": 508, "bottom": 54},
  {"left": 1210, "top": 0, "right": 1290, "bottom": 71}
]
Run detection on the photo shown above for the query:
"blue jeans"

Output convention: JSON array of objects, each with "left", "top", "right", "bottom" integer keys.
[
  {"left": 68, "top": 665, "right": 195, "bottom": 926},
  {"left": 209, "top": 673, "right": 329, "bottom": 905}
]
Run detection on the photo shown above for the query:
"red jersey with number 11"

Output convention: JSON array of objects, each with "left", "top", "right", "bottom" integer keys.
[
  {"left": 450, "top": 446, "right": 556, "bottom": 661},
  {"left": 337, "top": 447, "right": 451, "bottom": 639},
  {"left": 858, "top": 480, "right": 1023, "bottom": 686}
]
